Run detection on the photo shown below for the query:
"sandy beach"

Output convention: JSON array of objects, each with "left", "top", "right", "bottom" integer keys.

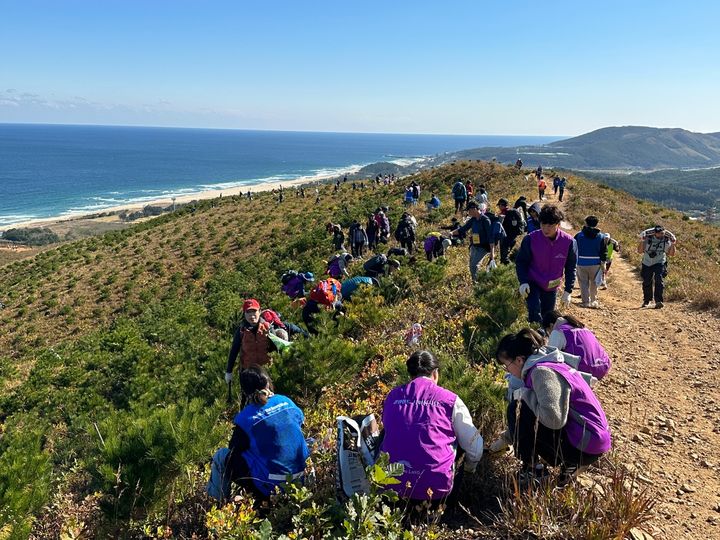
[{"left": 0, "top": 174, "right": 324, "bottom": 234}]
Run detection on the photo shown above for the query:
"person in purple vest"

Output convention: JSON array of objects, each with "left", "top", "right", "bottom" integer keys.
[
  {"left": 380, "top": 351, "right": 485, "bottom": 502},
  {"left": 541, "top": 310, "right": 611, "bottom": 380},
  {"left": 226, "top": 366, "right": 310, "bottom": 500},
  {"left": 515, "top": 205, "right": 577, "bottom": 323},
  {"left": 491, "top": 329, "right": 611, "bottom": 484}
]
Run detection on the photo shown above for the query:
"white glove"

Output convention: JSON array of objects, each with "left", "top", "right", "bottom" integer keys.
[
  {"left": 512, "top": 388, "right": 526, "bottom": 402},
  {"left": 225, "top": 372, "right": 233, "bottom": 384},
  {"left": 489, "top": 437, "right": 510, "bottom": 454},
  {"left": 561, "top": 291, "right": 571, "bottom": 306},
  {"left": 487, "top": 259, "right": 497, "bottom": 271},
  {"left": 519, "top": 283, "right": 530, "bottom": 298},
  {"left": 463, "top": 459, "right": 478, "bottom": 473}
]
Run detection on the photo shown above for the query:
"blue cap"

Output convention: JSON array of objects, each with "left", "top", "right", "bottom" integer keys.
[{"left": 302, "top": 272, "right": 315, "bottom": 282}]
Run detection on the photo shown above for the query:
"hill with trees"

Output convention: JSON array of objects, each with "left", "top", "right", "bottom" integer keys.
[{"left": 2, "top": 161, "right": 720, "bottom": 538}]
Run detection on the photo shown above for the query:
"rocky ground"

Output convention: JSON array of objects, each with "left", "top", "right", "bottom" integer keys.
[{"left": 558, "top": 195, "right": 720, "bottom": 539}]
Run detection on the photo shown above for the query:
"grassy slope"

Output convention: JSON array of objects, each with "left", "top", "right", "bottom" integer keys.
[{"left": 0, "top": 160, "right": 684, "bottom": 538}]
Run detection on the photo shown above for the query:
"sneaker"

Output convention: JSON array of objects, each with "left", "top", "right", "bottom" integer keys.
[
  {"left": 579, "top": 302, "right": 590, "bottom": 308},
  {"left": 655, "top": 302, "right": 664, "bottom": 309},
  {"left": 589, "top": 301, "right": 599, "bottom": 309},
  {"left": 599, "top": 282, "right": 608, "bottom": 290},
  {"left": 641, "top": 301, "right": 650, "bottom": 308}
]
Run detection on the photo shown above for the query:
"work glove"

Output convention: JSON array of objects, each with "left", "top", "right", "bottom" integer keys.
[
  {"left": 561, "top": 291, "right": 571, "bottom": 306},
  {"left": 463, "top": 459, "right": 479, "bottom": 473},
  {"left": 489, "top": 437, "right": 511, "bottom": 454},
  {"left": 224, "top": 372, "right": 233, "bottom": 384},
  {"left": 487, "top": 259, "right": 497, "bottom": 271},
  {"left": 518, "top": 283, "right": 530, "bottom": 298}
]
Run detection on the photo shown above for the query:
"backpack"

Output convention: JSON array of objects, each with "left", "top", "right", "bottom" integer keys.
[
  {"left": 310, "top": 278, "right": 342, "bottom": 306},
  {"left": 396, "top": 220, "right": 413, "bottom": 242},
  {"left": 504, "top": 209, "right": 525, "bottom": 236},
  {"left": 424, "top": 235, "right": 440, "bottom": 253},
  {"left": 206, "top": 447, "right": 231, "bottom": 502},
  {"left": 352, "top": 226, "right": 366, "bottom": 244},
  {"left": 412, "top": 185, "right": 420, "bottom": 199},
  {"left": 281, "top": 270, "right": 299, "bottom": 285},
  {"left": 261, "top": 308, "right": 286, "bottom": 329}
]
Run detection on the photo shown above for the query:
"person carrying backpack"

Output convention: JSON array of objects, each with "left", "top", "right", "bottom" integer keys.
[
  {"left": 225, "top": 367, "right": 310, "bottom": 500},
  {"left": 526, "top": 202, "right": 541, "bottom": 233},
  {"left": 341, "top": 276, "right": 379, "bottom": 301},
  {"left": 225, "top": 299, "right": 278, "bottom": 384},
  {"left": 553, "top": 176, "right": 560, "bottom": 196},
  {"left": 423, "top": 232, "right": 450, "bottom": 261},
  {"left": 363, "top": 253, "right": 400, "bottom": 279},
  {"left": 515, "top": 205, "right": 577, "bottom": 323},
  {"left": 349, "top": 220, "right": 368, "bottom": 257},
  {"left": 498, "top": 198, "right": 525, "bottom": 265},
  {"left": 411, "top": 181, "right": 420, "bottom": 205},
  {"left": 491, "top": 329, "right": 611, "bottom": 486},
  {"left": 542, "top": 310, "right": 611, "bottom": 380},
  {"left": 574, "top": 215, "right": 608, "bottom": 308},
  {"left": 452, "top": 180, "right": 467, "bottom": 213},
  {"left": 394, "top": 213, "right": 417, "bottom": 254},
  {"left": 326, "top": 253, "right": 353, "bottom": 280},
  {"left": 638, "top": 225, "right": 676, "bottom": 308},
  {"left": 537, "top": 177, "right": 547, "bottom": 200},
  {"left": 281, "top": 270, "right": 315, "bottom": 300},
  {"left": 375, "top": 210, "right": 391, "bottom": 244},
  {"left": 302, "top": 278, "right": 344, "bottom": 334},
  {"left": 452, "top": 201, "right": 495, "bottom": 280},
  {"left": 558, "top": 177, "right": 567, "bottom": 202}
]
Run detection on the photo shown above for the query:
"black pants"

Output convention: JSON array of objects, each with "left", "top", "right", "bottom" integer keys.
[
  {"left": 351, "top": 242, "right": 365, "bottom": 257},
  {"left": 454, "top": 199, "right": 465, "bottom": 213},
  {"left": 500, "top": 234, "right": 518, "bottom": 264},
  {"left": 400, "top": 239, "right": 414, "bottom": 254},
  {"left": 558, "top": 187, "right": 565, "bottom": 202},
  {"left": 426, "top": 243, "right": 445, "bottom": 261},
  {"left": 641, "top": 262, "right": 665, "bottom": 303},
  {"left": 507, "top": 400, "right": 602, "bottom": 469}
]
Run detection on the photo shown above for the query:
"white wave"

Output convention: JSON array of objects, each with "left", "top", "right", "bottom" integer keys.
[
  {"left": 0, "top": 214, "right": 39, "bottom": 226},
  {"left": 521, "top": 152, "right": 572, "bottom": 156}
]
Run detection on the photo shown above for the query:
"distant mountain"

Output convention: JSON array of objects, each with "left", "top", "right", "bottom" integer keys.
[{"left": 443, "top": 126, "right": 720, "bottom": 170}]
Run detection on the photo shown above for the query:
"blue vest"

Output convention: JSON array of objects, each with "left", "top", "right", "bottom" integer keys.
[
  {"left": 575, "top": 231, "right": 603, "bottom": 266},
  {"left": 233, "top": 395, "right": 310, "bottom": 496}
]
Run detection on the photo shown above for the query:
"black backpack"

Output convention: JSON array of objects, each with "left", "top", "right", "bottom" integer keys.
[
  {"left": 504, "top": 209, "right": 525, "bottom": 236},
  {"left": 396, "top": 220, "right": 413, "bottom": 241},
  {"left": 281, "top": 270, "right": 299, "bottom": 285}
]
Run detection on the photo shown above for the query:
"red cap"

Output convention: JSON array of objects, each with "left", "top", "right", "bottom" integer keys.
[{"left": 243, "top": 298, "right": 260, "bottom": 311}]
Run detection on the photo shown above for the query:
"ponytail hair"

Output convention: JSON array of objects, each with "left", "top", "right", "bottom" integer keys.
[
  {"left": 495, "top": 328, "right": 544, "bottom": 363},
  {"left": 407, "top": 350, "right": 440, "bottom": 377},
  {"left": 240, "top": 366, "right": 274, "bottom": 406},
  {"left": 542, "top": 310, "right": 585, "bottom": 330}
]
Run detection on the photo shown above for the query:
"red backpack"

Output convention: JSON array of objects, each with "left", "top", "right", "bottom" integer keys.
[
  {"left": 260, "top": 309, "right": 286, "bottom": 329},
  {"left": 309, "top": 278, "right": 342, "bottom": 306}
]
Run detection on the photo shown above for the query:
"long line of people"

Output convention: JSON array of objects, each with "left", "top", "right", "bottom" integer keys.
[{"left": 209, "top": 168, "right": 661, "bottom": 513}]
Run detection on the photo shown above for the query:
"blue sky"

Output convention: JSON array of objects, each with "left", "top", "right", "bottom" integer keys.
[{"left": 1, "top": 0, "right": 718, "bottom": 135}]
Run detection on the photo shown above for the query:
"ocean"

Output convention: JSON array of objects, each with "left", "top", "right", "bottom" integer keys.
[{"left": 0, "top": 124, "right": 559, "bottom": 227}]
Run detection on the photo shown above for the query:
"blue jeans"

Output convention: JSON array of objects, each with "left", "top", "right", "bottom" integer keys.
[
  {"left": 469, "top": 245, "right": 489, "bottom": 281},
  {"left": 526, "top": 282, "right": 557, "bottom": 323}
]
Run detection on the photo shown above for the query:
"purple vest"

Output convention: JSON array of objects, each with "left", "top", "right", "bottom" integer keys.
[
  {"left": 557, "top": 323, "right": 611, "bottom": 380},
  {"left": 528, "top": 229, "right": 574, "bottom": 291},
  {"left": 281, "top": 275, "right": 305, "bottom": 299},
  {"left": 380, "top": 377, "right": 457, "bottom": 500},
  {"left": 526, "top": 361, "right": 612, "bottom": 455}
]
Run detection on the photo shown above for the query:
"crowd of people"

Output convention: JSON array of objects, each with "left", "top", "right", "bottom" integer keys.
[{"left": 209, "top": 165, "right": 677, "bottom": 512}]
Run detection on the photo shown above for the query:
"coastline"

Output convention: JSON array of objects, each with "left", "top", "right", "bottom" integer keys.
[{"left": 0, "top": 174, "right": 331, "bottom": 234}]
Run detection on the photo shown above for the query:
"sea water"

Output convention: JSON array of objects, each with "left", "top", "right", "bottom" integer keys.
[{"left": 0, "top": 124, "right": 558, "bottom": 227}]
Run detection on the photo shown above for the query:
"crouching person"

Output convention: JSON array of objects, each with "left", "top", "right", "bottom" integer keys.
[
  {"left": 491, "top": 329, "right": 611, "bottom": 484},
  {"left": 380, "top": 351, "right": 484, "bottom": 504},
  {"left": 226, "top": 366, "right": 310, "bottom": 500}
]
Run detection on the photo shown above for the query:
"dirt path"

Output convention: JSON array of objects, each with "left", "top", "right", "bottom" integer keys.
[{"left": 551, "top": 191, "right": 720, "bottom": 539}]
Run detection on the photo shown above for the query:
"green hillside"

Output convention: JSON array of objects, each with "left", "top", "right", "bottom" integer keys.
[{"left": 6, "top": 160, "right": 718, "bottom": 538}]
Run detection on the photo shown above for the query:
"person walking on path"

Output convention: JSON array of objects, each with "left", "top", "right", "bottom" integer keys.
[
  {"left": 574, "top": 215, "right": 608, "bottom": 308},
  {"left": 452, "top": 179, "right": 467, "bottom": 213},
  {"left": 638, "top": 225, "right": 676, "bottom": 308},
  {"left": 558, "top": 177, "right": 567, "bottom": 202},
  {"left": 599, "top": 235, "right": 620, "bottom": 290},
  {"left": 452, "top": 201, "right": 495, "bottom": 281},
  {"left": 515, "top": 205, "right": 577, "bottom": 323},
  {"left": 498, "top": 198, "right": 525, "bottom": 265},
  {"left": 526, "top": 202, "right": 541, "bottom": 233},
  {"left": 537, "top": 176, "right": 547, "bottom": 200}
]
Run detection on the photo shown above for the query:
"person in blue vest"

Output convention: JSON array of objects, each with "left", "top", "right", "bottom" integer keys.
[
  {"left": 525, "top": 202, "right": 541, "bottom": 233},
  {"left": 227, "top": 366, "right": 310, "bottom": 500},
  {"left": 490, "top": 328, "right": 611, "bottom": 485},
  {"left": 340, "top": 276, "right": 379, "bottom": 301},
  {"left": 515, "top": 205, "right": 577, "bottom": 323},
  {"left": 452, "top": 201, "right": 495, "bottom": 281},
  {"left": 574, "top": 216, "right": 608, "bottom": 308}
]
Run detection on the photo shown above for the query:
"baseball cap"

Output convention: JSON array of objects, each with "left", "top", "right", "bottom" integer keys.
[{"left": 243, "top": 298, "right": 261, "bottom": 312}]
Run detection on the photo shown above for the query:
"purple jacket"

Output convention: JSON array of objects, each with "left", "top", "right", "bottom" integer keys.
[
  {"left": 281, "top": 275, "right": 305, "bottom": 299},
  {"left": 516, "top": 229, "right": 577, "bottom": 292},
  {"left": 557, "top": 322, "right": 611, "bottom": 380},
  {"left": 380, "top": 377, "right": 457, "bottom": 500},
  {"left": 526, "top": 361, "right": 612, "bottom": 455}
]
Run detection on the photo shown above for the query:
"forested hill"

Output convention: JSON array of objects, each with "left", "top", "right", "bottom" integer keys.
[
  {"left": 2, "top": 160, "right": 720, "bottom": 538},
  {"left": 443, "top": 126, "right": 720, "bottom": 170}
]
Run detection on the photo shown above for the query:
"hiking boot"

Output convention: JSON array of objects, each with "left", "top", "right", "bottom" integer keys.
[{"left": 655, "top": 302, "right": 664, "bottom": 309}]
